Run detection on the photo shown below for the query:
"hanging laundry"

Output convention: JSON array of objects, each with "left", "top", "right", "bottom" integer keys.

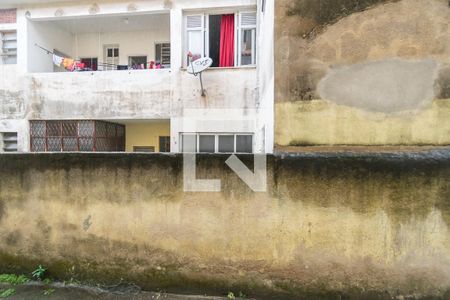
[
  {"left": 52, "top": 54, "right": 64, "bottom": 67},
  {"left": 62, "top": 58, "right": 75, "bottom": 71}
]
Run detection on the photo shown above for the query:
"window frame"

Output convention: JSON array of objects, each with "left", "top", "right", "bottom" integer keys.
[
  {"left": 180, "top": 133, "right": 253, "bottom": 154},
  {"left": 184, "top": 10, "right": 257, "bottom": 68},
  {"left": 237, "top": 11, "right": 257, "bottom": 66}
]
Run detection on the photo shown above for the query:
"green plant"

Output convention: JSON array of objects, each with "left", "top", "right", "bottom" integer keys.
[
  {"left": 32, "top": 265, "right": 47, "bottom": 281},
  {"left": 0, "top": 288, "right": 15, "bottom": 298},
  {"left": 239, "top": 291, "right": 247, "bottom": 299},
  {"left": 43, "top": 288, "right": 55, "bottom": 296},
  {"left": 227, "top": 291, "right": 235, "bottom": 299},
  {"left": 42, "top": 278, "right": 52, "bottom": 285},
  {"left": 0, "top": 274, "right": 29, "bottom": 285}
]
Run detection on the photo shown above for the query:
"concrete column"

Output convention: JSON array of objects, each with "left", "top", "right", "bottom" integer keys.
[{"left": 170, "top": 8, "right": 183, "bottom": 71}]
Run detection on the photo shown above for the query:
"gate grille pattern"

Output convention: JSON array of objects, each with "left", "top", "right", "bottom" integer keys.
[{"left": 30, "top": 120, "right": 125, "bottom": 152}]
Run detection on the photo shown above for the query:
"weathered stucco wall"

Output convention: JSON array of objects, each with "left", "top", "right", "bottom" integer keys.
[
  {"left": 275, "top": 0, "right": 450, "bottom": 146},
  {"left": 0, "top": 152, "right": 449, "bottom": 298}
]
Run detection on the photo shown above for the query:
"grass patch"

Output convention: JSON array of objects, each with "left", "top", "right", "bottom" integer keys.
[
  {"left": 0, "top": 288, "right": 15, "bottom": 298},
  {"left": 0, "top": 274, "right": 29, "bottom": 285}
]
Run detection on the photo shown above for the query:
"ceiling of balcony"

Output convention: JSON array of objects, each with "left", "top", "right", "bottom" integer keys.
[
  {"left": 0, "top": 0, "right": 104, "bottom": 7},
  {"left": 39, "top": 13, "right": 170, "bottom": 34}
]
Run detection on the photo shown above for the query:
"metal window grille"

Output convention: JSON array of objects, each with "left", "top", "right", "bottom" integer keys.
[{"left": 30, "top": 120, "right": 125, "bottom": 152}]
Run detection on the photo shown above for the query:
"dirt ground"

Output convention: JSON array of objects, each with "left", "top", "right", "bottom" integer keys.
[{"left": 0, "top": 283, "right": 238, "bottom": 300}]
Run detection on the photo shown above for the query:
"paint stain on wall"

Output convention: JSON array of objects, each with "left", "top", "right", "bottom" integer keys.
[{"left": 318, "top": 59, "right": 439, "bottom": 112}]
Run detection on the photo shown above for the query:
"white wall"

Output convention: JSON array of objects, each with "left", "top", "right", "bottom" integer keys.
[
  {"left": 75, "top": 30, "right": 169, "bottom": 66},
  {"left": 27, "top": 20, "right": 74, "bottom": 72},
  {"left": 256, "top": 0, "right": 274, "bottom": 153}
]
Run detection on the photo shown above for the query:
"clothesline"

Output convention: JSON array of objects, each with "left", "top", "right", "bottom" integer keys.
[{"left": 34, "top": 43, "right": 163, "bottom": 71}]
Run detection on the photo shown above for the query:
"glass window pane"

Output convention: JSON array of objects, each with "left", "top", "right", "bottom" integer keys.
[
  {"left": 199, "top": 135, "right": 215, "bottom": 153},
  {"left": 218, "top": 135, "right": 234, "bottom": 153},
  {"left": 236, "top": 135, "right": 252, "bottom": 153},
  {"left": 182, "top": 134, "right": 197, "bottom": 153},
  {"left": 241, "top": 29, "right": 254, "bottom": 65},
  {"left": 187, "top": 31, "right": 203, "bottom": 62},
  {"left": 107, "top": 49, "right": 113, "bottom": 57},
  {"left": 114, "top": 48, "right": 119, "bottom": 57}
]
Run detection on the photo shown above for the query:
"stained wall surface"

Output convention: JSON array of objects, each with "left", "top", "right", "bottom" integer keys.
[
  {"left": 0, "top": 152, "right": 449, "bottom": 298},
  {"left": 275, "top": 0, "right": 450, "bottom": 146}
]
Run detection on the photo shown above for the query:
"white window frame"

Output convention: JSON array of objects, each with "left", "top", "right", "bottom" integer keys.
[
  {"left": 184, "top": 10, "right": 257, "bottom": 68},
  {"left": 185, "top": 14, "right": 206, "bottom": 66},
  {"left": 180, "top": 133, "right": 254, "bottom": 154},
  {"left": 236, "top": 11, "right": 257, "bottom": 66}
]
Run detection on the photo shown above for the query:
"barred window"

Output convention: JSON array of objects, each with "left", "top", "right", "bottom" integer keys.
[{"left": 30, "top": 120, "right": 125, "bottom": 152}]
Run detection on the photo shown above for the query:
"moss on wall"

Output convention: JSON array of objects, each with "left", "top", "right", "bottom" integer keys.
[
  {"left": 0, "top": 153, "right": 449, "bottom": 298},
  {"left": 286, "top": 0, "right": 397, "bottom": 38}
]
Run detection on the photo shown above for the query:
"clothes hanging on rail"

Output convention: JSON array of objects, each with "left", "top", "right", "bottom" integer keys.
[
  {"left": 52, "top": 54, "right": 64, "bottom": 67},
  {"left": 62, "top": 58, "right": 75, "bottom": 71}
]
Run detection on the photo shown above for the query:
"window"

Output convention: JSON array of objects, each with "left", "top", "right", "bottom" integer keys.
[
  {"left": 159, "top": 136, "right": 170, "bottom": 152},
  {"left": 236, "top": 134, "right": 253, "bottom": 153},
  {"left": 185, "top": 11, "right": 256, "bottom": 67},
  {"left": 0, "top": 30, "right": 17, "bottom": 65},
  {"left": 186, "top": 15, "right": 204, "bottom": 64},
  {"left": 199, "top": 135, "right": 215, "bottom": 153},
  {"left": 80, "top": 57, "right": 98, "bottom": 71},
  {"left": 181, "top": 134, "right": 197, "bottom": 153},
  {"left": 155, "top": 43, "right": 171, "bottom": 68},
  {"left": 180, "top": 133, "right": 253, "bottom": 153},
  {"left": 218, "top": 135, "right": 234, "bottom": 153},
  {"left": 1, "top": 132, "right": 17, "bottom": 152},
  {"left": 129, "top": 56, "right": 147, "bottom": 69},
  {"left": 238, "top": 12, "right": 257, "bottom": 66},
  {"left": 30, "top": 120, "right": 125, "bottom": 152}
]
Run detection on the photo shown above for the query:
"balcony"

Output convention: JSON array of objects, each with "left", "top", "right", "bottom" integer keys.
[
  {"left": 21, "top": 11, "right": 259, "bottom": 121},
  {"left": 27, "top": 13, "right": 170, "bottom": 73}
]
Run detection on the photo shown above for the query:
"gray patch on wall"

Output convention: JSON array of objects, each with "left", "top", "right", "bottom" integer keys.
[{"left": 318, "top": 59, "right": 439, "bottom": 113}]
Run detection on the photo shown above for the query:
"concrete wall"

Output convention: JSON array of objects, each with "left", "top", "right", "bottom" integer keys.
[
  {"left": 0, "top": 152, "right": 448, "bottom": 298},
  {"left": 275, "top": 0, "right": 450, "bottom": 146}
]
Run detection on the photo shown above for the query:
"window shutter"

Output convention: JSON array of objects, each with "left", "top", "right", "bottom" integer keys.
[
  {"left": 187, "top": 15, "right": 203, "bottom": 29},
  {"left": 240, "top": 12, "right": 257, "bottom": 27}
]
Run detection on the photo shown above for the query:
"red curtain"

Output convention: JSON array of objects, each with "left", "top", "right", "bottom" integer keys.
[{"left": 219, "top": 14, "right": 235, "bottom": 67}]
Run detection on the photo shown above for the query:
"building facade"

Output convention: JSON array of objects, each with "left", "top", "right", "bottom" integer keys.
[{"left": 0, "top": 0, "right": 274, "bottom": 153}]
